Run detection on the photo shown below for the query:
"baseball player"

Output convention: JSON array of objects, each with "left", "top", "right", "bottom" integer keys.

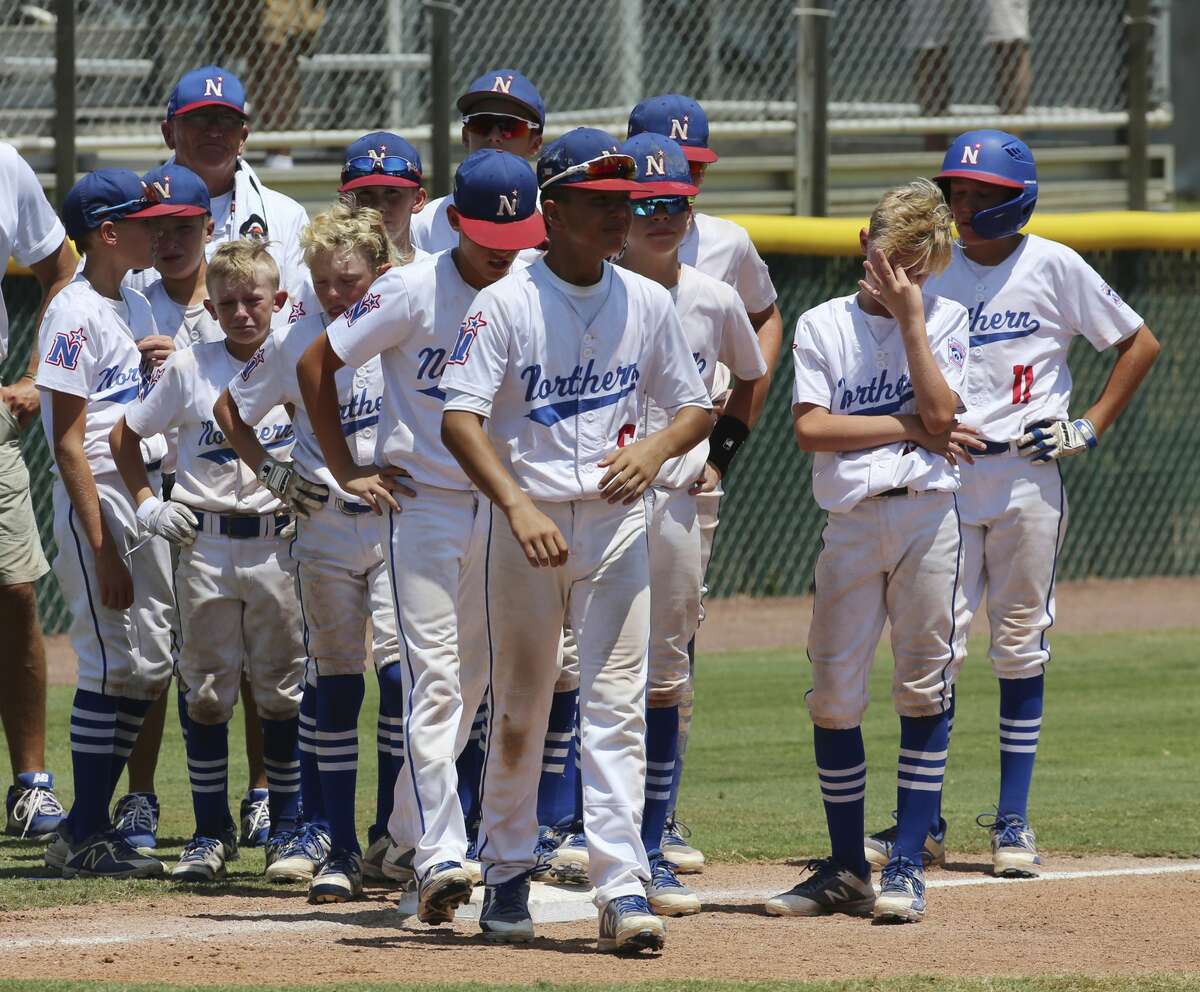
[
  {"left": 764, "top": 179, "right": 976, "bottom": 924},
  {"left": 214, "top": 203, "right": 404, "bottom": 902},
  {"left": 409, "top": 69, "right": 544, "bottom": 254},
  {"left": 865, "top": 131, "right": 1161, "bottom": 877},
  {"left": 35, "top": 169, "right": 181, "bottom": 878},
  {"left": 438, "top": 127, "right": 712, "bottom": 952},
  {"left": 110, "top": 240, "right": 306, "bottom": 883},
  {"left": 625, "top": 93, "right": 783, "bottom": 871},
  {"left": 295, "top": 149, "right": 546, "bottom": 923}
]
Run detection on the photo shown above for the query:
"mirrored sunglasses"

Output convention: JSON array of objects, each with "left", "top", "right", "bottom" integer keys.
[
  {"left": 541, "top": 153, "right": 638, "bottom": 189},
  {"left": 462, "top": 112, "right": 540, "bottom": 141},
  {"left": 631, "top": 196, "right": 692, "bottom": 217},
  {"left": 343, "top": 154, "right": 420, "bottom": 179}
]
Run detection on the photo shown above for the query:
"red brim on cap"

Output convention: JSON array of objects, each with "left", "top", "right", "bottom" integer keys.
[
  {"left": 131, "top": 204, "right": 207, "bottom": 219},
  {"left": 935, "top": 168, "right": 1023, "bottom": 189},
  {"left": 339, "top": 174, "right": 422, "bottom": 193},
  {"left": 169, "top": 100, "right": 248, "bottom": 120},
  {"left": 631, "top": 180, "right": 699, "bottom": 199},
  {"left": 680, "top": 145, "right": 718, "bottom": 164},
  {"left": 559, "top": 178, "right": 647, "bottom": 192},
  {"left": 458, "top": 211, "right": 547, "bottom": 251}
]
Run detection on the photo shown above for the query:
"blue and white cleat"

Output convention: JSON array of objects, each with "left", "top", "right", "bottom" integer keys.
[
  {"left": 171, "top": 834, "right": 231, "bottom": 883},
  {"left": 112, "top": 791, "right": 159, "bottom": 852},
  {"left": 480, "top": 876, "right": 534, "bottom": 943},
  {"left": 239, "top": 788, "right": 271, "bottom": 848},
  {"left": 646, "top": 854, "right": 700, "bottom": 916},
  {"left": 62, "top": 830, "right": 166, "bottom": 879},
  {"left": 598, "top": 894, "right": 665, "bottom": 953},
  {"left": 418, "top": 861, "right": 474, "bottom": 924},
  {"left": 865, "top": 812, "right": 947, "bottom": 870},
  {"left": 874, "top": 855, "right": 926, "bottom": 923},
  {"left": 548, "top": 826, "right": 590, "bottom": 886},
  {"left": 661, "top": 816, "right": 704, "bottom": 874},
  {"left": 5, "top": 772, "right": 66, "bottom": 842},
  {"left": 309, "top": 849, "right": 363, "bottom": 903},
  {"left": 530, "top": 824, "right": 562, "bottom": 881},
  {"left": 264, "top": 823, "right": 330, "bottom": 883},
  {"left": 978, "top": 810, "right": 1042, "bottom": 878},
  {"left": 764, "top": 858, "right": 875, "bottom": 917}
]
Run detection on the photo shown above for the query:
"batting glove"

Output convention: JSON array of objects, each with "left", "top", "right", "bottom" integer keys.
[
  {"left": 255, "top": 457, "right": 329, "bottom": 517},
  {"left": 1017, "top": 418, "right": 1098, "bottom": 463},
  {"left": 136, "top": 496, "right": 199, "bottom": 547}
]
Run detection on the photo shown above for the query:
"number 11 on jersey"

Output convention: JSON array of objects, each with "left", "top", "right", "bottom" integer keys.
[{"left": 1012, "top": 364, "right": 1034, "bottom": 404}]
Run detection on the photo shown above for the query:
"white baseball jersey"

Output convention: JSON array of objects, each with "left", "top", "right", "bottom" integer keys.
[
  {"left": 281, "top": 247, "right": 432, "bottom": 331},
  {"left": 230, "top": 309, "right": 384, "bottom": 504},
  {"left": 441, "top": 258, "right": 711, "bottom": 502},
  {"left": 1, "top": 143, "right": 66, "bottom": 362},
  {"left": 124, "top": 339, "right": 292, "bottom": 514},
  {"left": 36, "top": 275, "right": 167, "bottom": 479},
  {"left": 409, "top": 194, "right": 456, "bottom": 254},
  {"left": 143, "top": 279, "right": 224, "bottom": 351},
  {"left": 641, "top": 265, "right": 767, "bottom": 489},
  {"left": 680, "top": 212, "right": 777, "bottom": 315},
  {"left": 925, "top": 236, "right": 1144, "bottom": 441},
  {"left": 792, "top": 292, "right": 970, "bottom": 513}
]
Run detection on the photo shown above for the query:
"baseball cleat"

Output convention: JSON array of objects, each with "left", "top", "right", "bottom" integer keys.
[
  {"left": 43, "top": 832, "right": 71, "bottom": 871},
  {"left": 531, "top": 824, "right": 562, "bottom": 881},
  {"left": 763, "top": 858, "right": 875, "bottom": 917},
  {"left": 239, "top": 788, "right": 271, "bottom": 848},
  {"left": 662, "top": 817, "right": 704, "bottom": 874},
  {"left": 62, "top": 830, "right": 166, "bottom": 879},
  {"left": 978, "top": 810, "right": 1042, "bottom": 877},
  {"left": 646, "top": 855, "right": 701, "bottom": 916},
  {"left": 598, "top": 894, "right": 666, "bottom": 953},
  {"left": 309, "top": 850, "right": 363, "bottom": 903},
  {"left": 171, "top": 834, "right": 230, "bottom": 883},
  {"left": 548, "top": 827, "right": 590, "bottom": 886},
  {"left": 480, "top": 876, "right": 534, "bottom": 943},
  {"left": 874, "top": 855, "right": 927, "bottom": 923},
  {"left": 864, "top": 813, "right": 947, "bottom": 870},
  {"left": 112, "top": 791, "right": 160, "bottom": 853},
  {"left": 417, "top": 861, "right": 474, "bottom": 924},
  {"left": 264, "top": 822, "right": 330, "bottom": 883},
  {"left": 463, "top": 832, "right": 483, "bottom": 886},
  {"left": 361, "top": 833, "right": 391, "bottom": 883},
  {"left": 380, "top": 842, "right": 416, "bottom": 885},
  {"left": 6, "top": 772, "right": 66, "bottom": 841}
]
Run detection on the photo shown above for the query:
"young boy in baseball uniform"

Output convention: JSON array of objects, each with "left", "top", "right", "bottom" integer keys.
[
  {"left": 110, "top": 240, "right": 306, "bottom": 883},
  {"left": 865, "top": 131, "right": 1160, "bottom": 877},
  {"left": 765, "top": 179, "right": 978, "bottom": 924},
  {"left": 295, "top": 149, "right": 547, "bottom": 925},
  {"left": 215, "top": 204, "right": 405, "bottom": 902},
  {"left": 35, "top": 169, "right": 182, "bottom": 878},
  {"left": 438, "top": 128, "right": 712, "bottom": 952}
]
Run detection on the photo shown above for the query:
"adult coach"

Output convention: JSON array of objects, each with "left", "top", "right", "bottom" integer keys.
[{"left": 1, "top": 142, "right": 75, "bottom": 841}]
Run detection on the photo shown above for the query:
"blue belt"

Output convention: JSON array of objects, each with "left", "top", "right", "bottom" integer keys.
[
  {"left": 192, "top": 510, "right": 291, "bottom": 539},
  {"left": 977, "top": 420, "right": 1054, "bottom": 456}
]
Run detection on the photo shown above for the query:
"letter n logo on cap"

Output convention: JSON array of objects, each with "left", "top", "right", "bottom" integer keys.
[
  {"left": 204, "top": 76, "right": 224, "bottom": 98},
  {"left": 669, "top": 116, "right": 689, "bottom": 141},
  {"left": 961, "top": 142, "right": 981, "bottom": 165},
  {"left": 492, "top": 75, "right": 513, "bottom": 94},
  {"left": 497, "top": 190, "right": 519, "bottom": 217},
  {"left": 151, "top": 178, "right": 172, "bottom": 200},
  {"left": 645, "top": 152, "right": 666, "bottom": 177}
]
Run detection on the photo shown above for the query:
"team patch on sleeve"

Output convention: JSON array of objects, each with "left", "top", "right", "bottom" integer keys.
[
  {"left": 344, "top": 292, "right": 381, "bottom": 327},
  {"left": 288, "top": 300, "right": 306, "bottom": 323},
  {"left": 1100, "top": 282, "right": 1126, "bottom": 308},
  {"left": 447, "top": 310, "right": 487, "bottom": 366},
  {"left": 240, "top": 347, "right": 266, "bottom": 381},
  {"left": 45, "top": 327, "right": 87, "bottom": 370},
  {"left": 139, "top": 361, "right": 165, "bottom": 399},
  {"left": 948, "top": 337, "right": 966, "bottom": 369}
]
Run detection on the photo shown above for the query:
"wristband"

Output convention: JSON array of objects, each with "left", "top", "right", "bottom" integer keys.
[{"left": 707, "top": 414, "right": 750, "bottom": 478}]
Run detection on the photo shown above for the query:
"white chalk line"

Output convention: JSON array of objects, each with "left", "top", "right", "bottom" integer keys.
[{"left": 3, "top": 862, "right": 1198, "bottom": 951}]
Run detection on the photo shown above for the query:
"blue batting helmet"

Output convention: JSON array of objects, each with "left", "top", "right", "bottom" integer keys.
[{"left": 936, "top": 129, "right": 1037, "bottom": 240}]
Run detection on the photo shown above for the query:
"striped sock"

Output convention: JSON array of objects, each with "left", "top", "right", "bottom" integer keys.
[
  {"left": 666, "top": 644, "right": 695, "bottom": 823},
  {"left": 298, "top": 677, "right": 327, "bottom": 830},
  {"left": 109, "top": 697, "right": 152, "bottom": 797},
  {"left": 893, "top": 713, "right": 950, "bottom": 861},
  {"left": 261, "top": 716, "right": 301, "bottom": 839},
  {"left": 455, "top": 701, "right": 488, "bottom": 838},
  {"left": 536, "top": 688, "right": 578, "bottom": 827},
  {"left": 185, "top": 719, "right": 230, "bottom": 838},
  {"left": 65, "top": 690, "right": 118, "bottom": 844},
  {"left": 813, "top": 725, "right": 868, "bottom": 878},
  {"left": 372, "top": 663, "right": 405, "bottom": 843},
  {"left": 926, "top": 687, "right": 955, "bottom": 833},
  {"left": 998, "top": 675, "right": 1044, "bottom": 820},
  {"left": 641, "top": 705, "right": 679, "bottom": 856},
  {"left": 316, "top": 674, "right": 364, "bottom": 855}
]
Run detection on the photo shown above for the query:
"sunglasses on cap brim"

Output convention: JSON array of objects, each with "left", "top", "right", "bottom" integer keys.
[
  {"left": 342, "top": 154, "right": 421, "bottom": 179},
  {"left": 462, "top": 112, "right": 541, "bottom": 141},
  {"left": 631, "top": 196, "right": 693, "bottom": 217},
  {"left": 540, "top": 153, "right": 641, "bottom": 191}
]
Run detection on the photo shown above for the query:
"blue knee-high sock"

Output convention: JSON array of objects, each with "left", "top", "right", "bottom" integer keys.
[
  {"left": 65, "top": 689, "right": 118, "bottom": 844},
  {"left": 641, "top": 705, "right": 679, "bottom": 857},
  {"left": 456, "top": 700, "right": 488, "bottom": 839},
  {"left": 316, "top": 674, "right": 364, "bottom": 854},
  {"left": 260, "top": 715, "right": 301, "bottom": 839},
  {"left": 893, "top": 713, "right": 950, "bottom": 861},
  {"left": 109, "top": 696, "right": 153, "bottom": 799},
  {"left": 998, "top": 675, "right": 1043, "bottom": 820},
  {"left": 372, "top": 663, "right": 405, "bottom": 843},
  {"left": 666, "top": 638, "right": 696, "bottom": 822},
  {"left": 896, "top": 688, "right": 955, "bottom": 834},
  {"left": 813, "top": 725, "right": 869, "bottom": 878},
  {"left": 298, "top": 678, "right": 327, "bottom": 830},
  {"left": 536, "top": 688, "right": 578, "bottom": 827},
  {"left": 185, "top": 718, "right": 230, "bottom": 838}
]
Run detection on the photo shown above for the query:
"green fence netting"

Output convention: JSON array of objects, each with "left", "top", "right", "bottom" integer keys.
[{"left": 3, "top": 248, "right": 1197, "bottom": 633}]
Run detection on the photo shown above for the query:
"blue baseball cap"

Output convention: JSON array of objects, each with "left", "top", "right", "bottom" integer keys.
[
  {"left": 627, "top": 94, "right": 718, "bottom": 164},
  {"left": 166, "top": 65, "right": 247, "bottom": 121},
  {"left": 620, "top": 133, "right": 699, "bottom": 198},
  {"left": 141, "top": 163, "right": 211, "bottom": 217},
  {"left": 457, "top": 68, "right": 545, "bottom": 126},
  {"left": 62, "top": 168, "right": 175, "bottom": 241},
  {"left": 340, "top": 132, "right": 423, "bottom": 192},
  {"left": 452, "top": 149, "right": 545, "bottom": 251},
  {"left": 536, "top": 128, "right": 642, "bottom": 193}
]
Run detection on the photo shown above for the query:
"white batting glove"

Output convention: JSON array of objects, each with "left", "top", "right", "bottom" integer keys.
[
  {"left": 1017, "top": 418, "right": 1098, "bottom": 463},
  {"left": 256, "top": 457, "right": 329, "bottom": 517},
  {"left": 136, "top": 496, "right": 199, "bottom": 547}
]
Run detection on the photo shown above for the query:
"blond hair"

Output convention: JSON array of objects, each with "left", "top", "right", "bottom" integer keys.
[
  {"left": 303, "top": 202, "right": 396, "bottom": 271},
  {"left": 866, "top": 178, "right": 954, "bottom": 275},
  {"left": 205, "top": 239, "right": 280, "bottom": 293}
]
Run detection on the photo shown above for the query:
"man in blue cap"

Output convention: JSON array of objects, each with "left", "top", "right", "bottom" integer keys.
[
  {"left": 410, "top": 68, "right": 545, "bottom": 254},
  {"left": 294, "top": 148, "right": 546, "bottom": 919}
]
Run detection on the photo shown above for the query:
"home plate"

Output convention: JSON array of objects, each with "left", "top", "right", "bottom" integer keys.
[{"left": 395, "top": 880, "right": 597, "bottom": 924}]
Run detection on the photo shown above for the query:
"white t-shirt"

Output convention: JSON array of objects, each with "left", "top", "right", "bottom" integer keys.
[
  {"left": 642, "top": 265, "right": 767, "bottom": 489},
  {"left": 441, "top": 258, "right": 711, "bottom": 502},
  {"left": 142, "top": 279, "right": 224, "bottom": 351},
  {"left": 680, "top": 212, "right": 777, "bottom": 315},
  {"left": 230, "top": 309, "right": 384, "bottom": 504},
  {"left": 36, "top": 274, "right": 167, "bottom": 480},
  {"left": 1, "top": 143, "right": 66, "bottom": 361},
  {"left": 924, "top": 236, "right": 1145, "bottom": 441},
  {"left": 124, "top": 339, "right": 292, "bottom": 514},
  {"left": 791, "top": 292, "right": 970, "bottom": 513}
]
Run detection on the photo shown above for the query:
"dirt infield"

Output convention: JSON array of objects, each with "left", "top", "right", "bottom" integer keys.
[{"left": 1, "top": 856, "right": 1197, "bottom": 985}]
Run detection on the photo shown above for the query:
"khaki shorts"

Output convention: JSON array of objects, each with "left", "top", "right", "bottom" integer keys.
[{"left": 0, "top": 402, "right": 50, "bottom": 587}]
